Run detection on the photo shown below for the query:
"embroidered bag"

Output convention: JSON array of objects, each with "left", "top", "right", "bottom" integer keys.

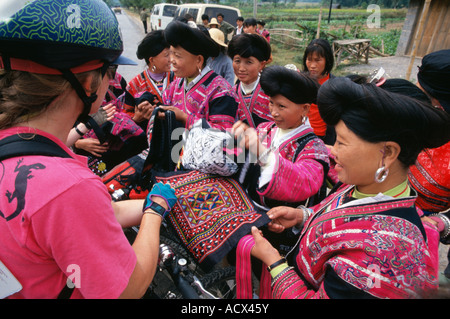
[
  {"left": 102, "top": 107, "right": 180, "bottom": 197},
  {"left": 154, "top": 170, "right": 270, "bottom": 271},
  {"left": 181, "top": 119, "right": 239, "bottom": 176}
]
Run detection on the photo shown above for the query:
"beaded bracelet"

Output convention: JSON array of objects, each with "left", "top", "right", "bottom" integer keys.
[
  {"left": 293, "top": 205, "right": 313, "bottom": 230},
  {"left": 440, "top": 214, "right": 450, "bottom": 240}
]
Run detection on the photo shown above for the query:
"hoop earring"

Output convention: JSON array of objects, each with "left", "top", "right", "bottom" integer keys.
[
  {"left": 151, "top": 65, "right": 156, "bottom": 72},
  {"left": 374, "top": 165, "right": 389, "bottom": 183}
]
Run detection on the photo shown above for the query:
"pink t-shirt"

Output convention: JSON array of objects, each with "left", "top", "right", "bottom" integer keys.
[{"left": 0, "top": 127, "right": 136, "bottom": 298}]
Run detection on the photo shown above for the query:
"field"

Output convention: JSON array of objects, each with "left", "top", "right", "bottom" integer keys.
[{"left": 233, "top": 3, "right": 408, "bottom": 73}]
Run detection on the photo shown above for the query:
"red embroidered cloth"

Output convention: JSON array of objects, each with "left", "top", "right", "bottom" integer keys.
[{"left": 155, "top": 170, "right": 270, "bottom": 270}]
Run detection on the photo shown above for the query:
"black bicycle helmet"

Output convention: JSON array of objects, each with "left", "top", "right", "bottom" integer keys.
[{"left": 0, "top": 0, "right": 135, "bottom": 121}]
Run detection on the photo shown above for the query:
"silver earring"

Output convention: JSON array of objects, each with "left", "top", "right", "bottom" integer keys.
[
  {"left": 301, "top": 116, "right": 307, "bottom": 125},
  {"left": 374, "top": 165, "right": 389, "bottom": 183},
  {"left": 151, "top": 65, "right": 156, "bottom": 72}
]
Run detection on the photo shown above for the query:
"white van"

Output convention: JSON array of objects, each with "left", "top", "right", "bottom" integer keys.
[
  {"left": 150, "top": 3, "right": 179, "bottom": 30},
  {"left": 173, "top": 3, "right": 241, "bottom": 29}
]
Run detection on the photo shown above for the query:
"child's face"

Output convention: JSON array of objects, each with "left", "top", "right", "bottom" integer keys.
[
  {"left": 232, "top": 55, "right": 266, "bottom": 85},
  {"left": 243, "top": 24, "right": 257, "bottom": 34},
  {"left": 269, "top": 94, "right": 310, "bottom": 130},
  {"left": 306, "top": 52, "right": 327, "bottom": 79}
]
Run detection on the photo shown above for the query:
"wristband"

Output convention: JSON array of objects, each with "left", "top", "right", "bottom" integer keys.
[
  {"left": 267, "top": 257, "right": 287, "bottom": 272},
  {"left": 74, "top": 126, "right": 85, "bottom": 136},
  {"left": 143, "top": 201, "right": 168, "bottom": 219}
]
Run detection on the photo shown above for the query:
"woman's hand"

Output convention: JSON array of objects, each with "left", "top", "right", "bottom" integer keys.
[
  {"left": 74, "top": 138, "right": 109, "bottom": 157},
  {"left": 103, "top": 103, "right": 117, "bottom": 122},
  {"left": 232, "top": 121, "right": 265, "bottom": 156},
  {"left": 250, "top": 226, "right": 282, "bottom": 266},
  {"left": 158, "top": 106, "right": 188, "bottom": 124},
  {"left": 266, "top": 206, "right": 304, "bottom": 233},
  {"left": 133, "top": 101, "right": 155, "bottom": 123}
]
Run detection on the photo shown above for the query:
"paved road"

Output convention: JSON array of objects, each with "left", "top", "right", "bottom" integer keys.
[{"left": 115, "top": 11, "right": 148, "bottom": 83}]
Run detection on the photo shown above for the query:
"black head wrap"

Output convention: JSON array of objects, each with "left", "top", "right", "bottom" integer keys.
[
  {"left": 136, "top": 30, "right": 169, "bottom": 63},
  {"left": 260, "top": 65, "right": 319, "bottom": 104},
  {"left": 417, "top": 49, "right": 450, "bottom": 113},
  {"left": 164, "top": 21, "right": 219, "bottom": 60},
  {"left": 227, "top": 33, "right": 271, "bottom": 62},
  {"left": 317, "top": 77, "right": 450, "bottom": 167},
  {"left": 380, "top": 78, "right": 431, "bottom": 103}
]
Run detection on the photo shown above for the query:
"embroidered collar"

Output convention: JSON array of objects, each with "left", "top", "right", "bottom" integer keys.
[
  {"left": 240, "top": 77, "right": 260, "bottom": 95},
  {"left": 353, "top": 179, "right": 410, "bottom": 199},
  {"left": 184, "top": 66, "right": 212, "bottom": 92}
]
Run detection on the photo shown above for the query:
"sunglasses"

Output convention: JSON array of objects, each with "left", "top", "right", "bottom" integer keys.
[
  {"left": 101, "top": 63, "right": 118, "bottom": 79},
  {"left": 107, "top": 65, "right": 118, "bottom": 79}
]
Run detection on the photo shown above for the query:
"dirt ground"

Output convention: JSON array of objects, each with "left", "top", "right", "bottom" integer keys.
[{"left": 339, "top": 55, "right": 422, "bottom": 82}]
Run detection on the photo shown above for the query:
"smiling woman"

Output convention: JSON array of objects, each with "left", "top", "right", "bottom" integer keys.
[
  {"left": 247, "top": 76, "right": 450, "bottom": 299},
  {"left": 227, "top": 33, "right": 272, "bottom": 128},
  {"left": 160, "top": 21, "right": 238, "bottom": 130}
]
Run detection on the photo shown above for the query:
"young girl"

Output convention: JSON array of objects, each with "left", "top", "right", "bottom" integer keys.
[
  {"left": 232, "top": 65, "right": 330, "bottom": 210},
  {"left": 228, "top": 33, "right": 273, "bottom": 128},
  {"left": 302, "top": 39, "right": 336, "bottom": 145}
]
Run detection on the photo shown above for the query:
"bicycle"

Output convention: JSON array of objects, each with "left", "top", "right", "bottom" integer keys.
[{"left": 123, "top": 222, "right": 238, "bottom": 299}]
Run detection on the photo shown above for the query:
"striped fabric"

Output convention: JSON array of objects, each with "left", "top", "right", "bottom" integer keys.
[
  {"left": 408, "top": 142, "right": 450, "bottom": 213},
  {"left": 236, "top": 235, "right": 271, "bottom": 299}
]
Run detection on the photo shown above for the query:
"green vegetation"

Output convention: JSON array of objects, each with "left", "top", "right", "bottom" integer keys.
[
  {"left": 234, "top": 3, "right": 407, "bottom": 69},
  {"left": 107, "top": 0, "right": 408, "bottom": 70}
]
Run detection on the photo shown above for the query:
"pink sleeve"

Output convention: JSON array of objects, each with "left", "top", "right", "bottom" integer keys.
[
  {"left": 257, "top": 156, "right": 325, "bottom": 203},
  {"left": 272, "top": 267, "right": 330, "bottom": 299},
  {"left": 32, "top": 178, "right": 136, "bottom": 299}
]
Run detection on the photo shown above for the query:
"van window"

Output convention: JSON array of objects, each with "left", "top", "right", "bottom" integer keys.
[
  {"left": 163, "top": 5, "right": 177, "bottom": 17},
  {"left": 187, "top": 8, "right": 199, "bottom": 21},
  {"left": 176, "top": 8, "right": 188, "bottom": 19},
  {"left": 204, "top": 8, "right": 238, "bottom": 25},
  {"left": 153, "top": 7, "right": 159, "bottom": 15}
]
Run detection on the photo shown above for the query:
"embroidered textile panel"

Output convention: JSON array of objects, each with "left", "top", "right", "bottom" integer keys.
[{"left": 155, "top": 170, "right": 270, "bottom": 270}]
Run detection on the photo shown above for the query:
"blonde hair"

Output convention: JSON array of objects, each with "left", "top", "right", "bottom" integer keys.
[{"left": 0, "top": 69, "right": 102, "bottom": 129}]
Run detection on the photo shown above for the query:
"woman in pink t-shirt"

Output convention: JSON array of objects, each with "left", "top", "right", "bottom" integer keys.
[{"left": 0, "top": 0, "right": 175, "bottom": 299}]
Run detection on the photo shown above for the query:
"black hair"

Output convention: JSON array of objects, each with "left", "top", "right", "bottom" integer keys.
[
  {"left": 417, "top": 49, "right": 450, "bottom": 113},
  {"left": 136, "top": 30, "right": 169, "bottom": 64},
  {"left": 243, "top": 18, "right": 257, "bottom": 27},
  {"left": 237, "top": 16, "right": 244, "bottom": 22},
  {"left": 303, "top": 38, "right": 334, "bottom": 76},
  {"left": 217, "top": 13, "right": 224, "bottom": 18},
  {"left": 227, "top": 33, "right": 271, "bottom": 62},
  {"left": 317, "top": 77, "right": 450, "bottom": 167},
  {"left": 184, "top": 13, "right": 194, "bottom": 20},
  {"left": 346, "top": 74, "right": 368, "bottom": 84},
  {"left": 165, "top": 21, "right": 219, "bottom": 61},
  {"left": 257, "top": 20, "right": 265, "bottom": 26},
  {"left": 260, "top": 65, "right": 319, "bottom": 104},
  {"left": 380, "top": 78, "right": 431, "bottom": 104},
  {"left": 201, "top": 14, "right": 209, "bottom": 20}
]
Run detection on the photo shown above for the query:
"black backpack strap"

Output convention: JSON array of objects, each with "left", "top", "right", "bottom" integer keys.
[
  {"left": 0, "top": 134, "right": 73, "bottom": 161},
  {"left": 0, "top": 134, "right": 75, "bottom": 298}
]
